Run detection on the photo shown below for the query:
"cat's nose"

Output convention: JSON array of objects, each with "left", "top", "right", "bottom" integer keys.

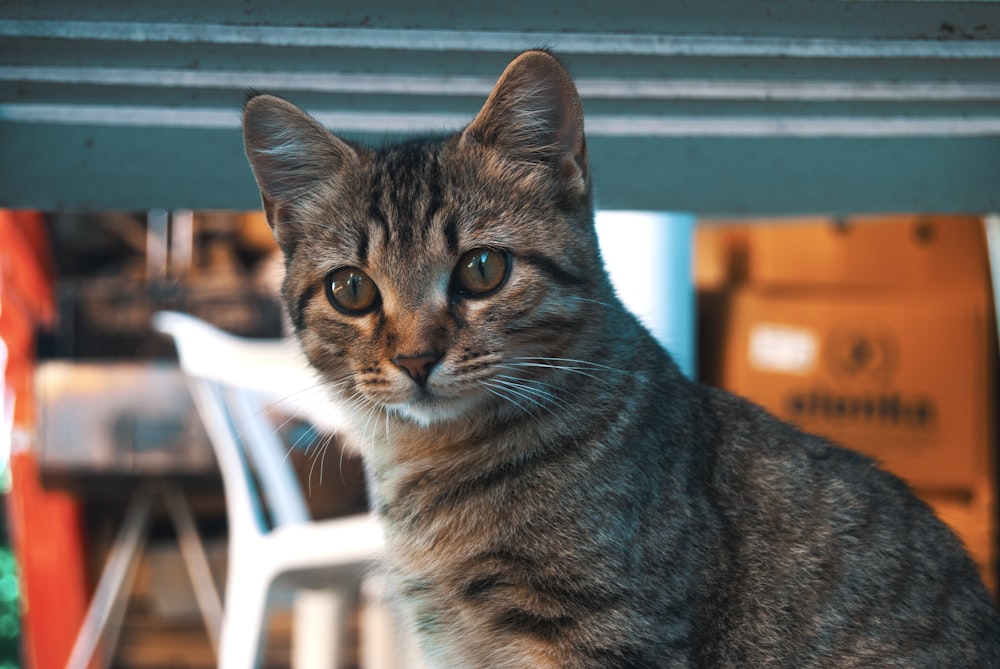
[{"left": 393, "top": 352, "right": 442, "bottom": 387}]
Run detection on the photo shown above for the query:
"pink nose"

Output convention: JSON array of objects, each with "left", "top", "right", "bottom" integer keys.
[{"left": 393, "top": 353, "right": 441, "bottom": 386}]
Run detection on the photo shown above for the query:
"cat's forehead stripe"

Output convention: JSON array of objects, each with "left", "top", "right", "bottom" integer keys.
[
  {"left": 367, "top": 178, "right": 392, "bottom": 246},
  {"left": 369, "top": 139, "right": 448, "bottom": 250},
  {"left": 291, "top": 283, "right": 321, "bottom": 333},
  {"left": 443, "top": 216, "right": 460, "bottom": 256},
  {"left": 520, "top": 253, "right": 587, "bottom": 288},
  {"left": 356, "top": 229, "right": 369, "bottom": 265}
]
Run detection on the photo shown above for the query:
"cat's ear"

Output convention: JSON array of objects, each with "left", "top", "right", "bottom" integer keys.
[
  {"left": 242, "top": 94, "right": 358, "bottom": 229},
  {"left": 462, "top": 50, "right": 589, "bottom": 193}
]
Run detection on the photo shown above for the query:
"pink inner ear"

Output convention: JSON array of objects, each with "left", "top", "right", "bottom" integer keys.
[{"left": 558, "top": 153, "right": 587, "bottom": 193}]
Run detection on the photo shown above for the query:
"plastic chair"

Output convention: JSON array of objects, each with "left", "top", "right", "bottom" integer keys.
[{"left": 153, "top": 311, "right": 384, "bottom": 669}]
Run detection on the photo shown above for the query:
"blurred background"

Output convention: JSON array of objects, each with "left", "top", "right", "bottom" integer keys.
[{"left": 1, "top": 2, "right": 999, "bottom": 668}]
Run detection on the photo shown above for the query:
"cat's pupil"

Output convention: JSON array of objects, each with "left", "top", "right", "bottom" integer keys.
[
  {"left": 454, "top": 247, "right": 509, "bottom": 296},
  {"left": 472, "top": 253, "right": 488, "bottom": 277},
  {"left": 326, "top": 266, "right": 380, "bottom": 314}
]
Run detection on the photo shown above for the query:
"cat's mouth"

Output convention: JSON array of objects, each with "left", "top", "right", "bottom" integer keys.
[{"left": 353, "top": 360, "right": 503, "bottom": 426}]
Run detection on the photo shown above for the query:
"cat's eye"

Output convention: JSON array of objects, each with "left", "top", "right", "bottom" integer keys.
[
  {"left": 453, "top": 248, "right": 510, "bottom": 297},
  {"left": 326, "top": 267, "right": 380, "bottom": 315}
]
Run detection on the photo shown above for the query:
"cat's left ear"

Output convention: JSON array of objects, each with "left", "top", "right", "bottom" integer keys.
[{"left": 462, "top": 50, "right": 589, "bottom": 194}]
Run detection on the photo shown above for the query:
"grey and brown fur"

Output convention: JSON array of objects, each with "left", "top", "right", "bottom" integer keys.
[{"left": 243, "top": 51, "right": 1000, "bottom": 668}]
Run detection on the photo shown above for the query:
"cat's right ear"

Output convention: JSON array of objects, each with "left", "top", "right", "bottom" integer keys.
[{"left": 242, "top": 94, "right": 357, "bottom": 232}]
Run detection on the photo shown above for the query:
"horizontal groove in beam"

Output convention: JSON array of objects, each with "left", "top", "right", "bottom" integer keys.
[
  {"left": 2, "top": 20, "right": 999, "bottom": 59},
  {"left": 5, "top": 66, "right": 1000, "bottom": 102},
  {"left": 3, "top": 103, "right": 1000, "bottom": 137}
]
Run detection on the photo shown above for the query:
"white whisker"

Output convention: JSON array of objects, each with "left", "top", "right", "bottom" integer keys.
[
  {"left": 510, "top": 356, "right": 633, "bottom": 375},
  {"left": 480, "top": 383, "right": 531, "bottom": 416},
  {"left": 306, "top": 432, "right": 329, "bottom": 497},
  {"left": 488, "top": 377, "right": 569, "bottom": 415}
]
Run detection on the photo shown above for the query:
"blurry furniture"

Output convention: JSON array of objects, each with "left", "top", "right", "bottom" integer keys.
[
  {"left": 152, "top": 311, "right": 385, "bottom": 669},
  {"left": 64, "top": 482, "right": 222, "bottom": 669},
  {"left": 36, "top": 362, "right": 224, "bottom": 669}
]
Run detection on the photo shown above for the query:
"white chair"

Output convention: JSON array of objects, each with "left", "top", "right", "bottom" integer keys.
[{"left": 153, "top": 310, "right": 385, "bottom": 669}]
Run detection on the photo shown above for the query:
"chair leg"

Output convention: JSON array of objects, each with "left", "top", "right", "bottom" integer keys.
[
  {"left": 292, "top": 586, "right": 356, "bottom": 669},
  {"left": 360, "top": 576, "right": 394, "bottom": 669},
  {"left": 66, "top": 487, "right": 154, "bottom": 669},
  {"left": 219, "top": 567, "right": 270, "bottom": 669},
  {"left": 162, "top": 483, "right": 223, "bottom": 651}
]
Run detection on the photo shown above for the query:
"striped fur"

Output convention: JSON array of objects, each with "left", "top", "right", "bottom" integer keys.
[{"left": 244, "top": 51, "right": 1000, "bottom": 668}]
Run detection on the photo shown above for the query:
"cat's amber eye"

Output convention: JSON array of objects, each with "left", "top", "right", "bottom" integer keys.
[
  {"left": 453, "top": 248, "right": 510, "bottom": 297},
  {"left": 326, "top": 267, "right": 380, "bottom": 315}
]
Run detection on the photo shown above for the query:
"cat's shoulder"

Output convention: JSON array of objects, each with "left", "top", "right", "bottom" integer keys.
[{"left": 691, "top": 382, "right": 916, "bottom": 505}]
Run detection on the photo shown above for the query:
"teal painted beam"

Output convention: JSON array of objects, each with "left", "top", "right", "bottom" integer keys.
[
  {"left": 3, "top": 122, "right": 996, "bottom": 215},
  {"left": 1, "top": 1, "right": 997, "bottom": 214}
]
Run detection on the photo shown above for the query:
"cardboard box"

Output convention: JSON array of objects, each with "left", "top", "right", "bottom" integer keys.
[
  {"left": 721, "top": 286, "right": 993, "bottom": 492},
  {"left": 699, "top": 214, "right": 996, "bottom": 591},
  {"left": 697, "top": 214, "right": 989, "bottom": 291}
]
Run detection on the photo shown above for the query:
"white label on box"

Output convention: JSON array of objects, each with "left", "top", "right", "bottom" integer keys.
[{"left": 748, "top": 323, "right": 818, "bottom": 375}]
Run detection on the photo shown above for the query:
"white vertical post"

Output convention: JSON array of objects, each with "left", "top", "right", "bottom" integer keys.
[
  {"left": 0, "top": 338, "right": 10, "bottom": 492},
  {"left": 595, "top": 211, "right": 697, "bottom": 378},
  {"left": 982, "top": 214, "right": 1000, "bottom": 357},
  {"left": 170, "top": 209, "right": 195, "bottom": 281},
  {"left": 146, "top": 208, "right": 169, "bottom": 283},
  {"left": 292, "top": 588, "right": 350, "bottom": 669}
]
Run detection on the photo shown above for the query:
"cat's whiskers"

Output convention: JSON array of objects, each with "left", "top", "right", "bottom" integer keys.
[
  {"left": 258, "top": 375, "right": 351, "bottom": 468},
  {"left": 262, "top": 373, "right": 350, "bottom": 428},
  {"left": 370, "top": 405, "right": 393, "bottom": 459},
  {"left": 305, "top": 430, "right": 333, "bottom": 496},
  {"left": 488, "top": 374, "right": 580, "bottom": 438},
  {"left": 493, "top": 371, "right": 568, "bottom": 396},
  {"left": 483, "top": 379, "right": 553, "bottom": 418},
  {"left": 489, "top": 375, "right": 571, "bottom": 414},
  {"left": 475, "top": 370, "right": 567, "bottom": 432},
  {"left": 510, "top": 356, "right": 633, "bottom": 375},
  {"left": 286, "top": 420, "right": 319, "bottom": 466},
  {"left": 503, "top": 356, "right": 644, "bottom": 393},
  {"left": 569, "top": 295, "right": 637, "bottom": 316},
  {"left": 357, "top": 395, "right": 386, "bottom": 460},
  {"left": 269, "top": 371, "right": 373, "bottom": 493},
  {"left": 479, "top": 383, "right": 533, "bottom": 418}
]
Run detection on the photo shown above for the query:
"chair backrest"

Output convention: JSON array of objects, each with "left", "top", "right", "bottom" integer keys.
[{"left": 153, "top": 311, "right": 320, "bottom": 537}]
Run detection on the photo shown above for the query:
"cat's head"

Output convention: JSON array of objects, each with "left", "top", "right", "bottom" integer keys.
[{"left": 243, "top": 50, "right": 613, "bottom": 426}]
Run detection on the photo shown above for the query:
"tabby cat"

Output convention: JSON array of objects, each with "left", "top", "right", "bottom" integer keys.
[{"left": 243, "top": 50, "right": 1000, "bottom": 668}]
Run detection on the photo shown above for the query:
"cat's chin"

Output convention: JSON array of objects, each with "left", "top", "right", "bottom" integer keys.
[{"left": 390, "top": 394, "right": 485, "bottom": 427}]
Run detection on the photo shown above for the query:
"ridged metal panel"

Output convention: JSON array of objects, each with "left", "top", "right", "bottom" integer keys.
[{"left": 1, "top": 1, "right": 998, "bottom": 214}]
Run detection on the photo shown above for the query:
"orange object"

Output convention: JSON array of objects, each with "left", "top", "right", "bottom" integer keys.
[
  {"left": 749, "top": 214, "right": 988, "bottom": 291},
  {"left": 696, "top": 214, "right": 988, "bottom": 292},
  {"left": 721, "top": 286, "right": 992, "bottom": 491},
  {"left": 7, "top": 451, "right": 89, "bottom": 669},
  {"left": 1, "top": 210, "right": 88, "bottom": 669},
  {"left": 698, "top": 214, "right": 996, "bottom": 591}
]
